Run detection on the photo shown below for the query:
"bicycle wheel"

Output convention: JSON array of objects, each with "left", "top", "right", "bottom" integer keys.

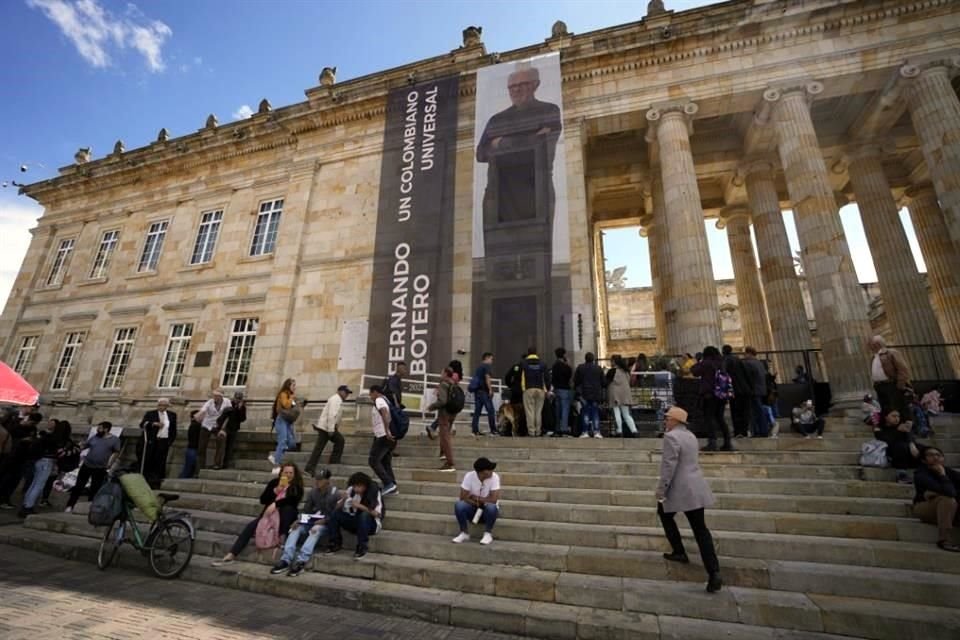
[
  {"left": 148, "top": 517, "right": 194, "bottom": 579},
  {"left": 97, "top": 518, "right": 125, "bottom": 570}
]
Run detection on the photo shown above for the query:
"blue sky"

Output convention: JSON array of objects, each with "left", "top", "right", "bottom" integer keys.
[{"left": 0, "top": 0, "right": 926, "bottom": 314}]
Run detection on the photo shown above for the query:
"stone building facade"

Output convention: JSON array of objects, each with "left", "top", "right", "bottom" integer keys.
[{"left": 3, "top": 0, "right": 960, "bottom": 423}]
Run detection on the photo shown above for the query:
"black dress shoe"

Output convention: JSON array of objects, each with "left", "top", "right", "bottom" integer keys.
[
  {"left": 706, "top": 573, "right": 723, "bottom": 593},
  {"left": 663, "top": 552, "right": 690, "bottom": 564}
]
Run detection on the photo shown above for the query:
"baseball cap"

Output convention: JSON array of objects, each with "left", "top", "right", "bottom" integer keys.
[{"left": 338, "top": 385, "right": 353, "bottom": 395}]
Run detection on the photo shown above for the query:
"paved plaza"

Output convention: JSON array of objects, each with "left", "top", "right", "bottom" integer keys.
[{"left": 0, "top": 543, "right": 522, "bottom": 640}]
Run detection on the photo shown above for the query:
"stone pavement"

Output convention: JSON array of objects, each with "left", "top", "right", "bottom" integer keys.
[{"left": 0, "top": 544, "right": 522, "bottom": 640}]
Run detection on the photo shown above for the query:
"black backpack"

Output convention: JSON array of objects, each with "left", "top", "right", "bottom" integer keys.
[
  {"left": 445, "top": 384, "right": 466, "bottom": 415},
  {"left": 387, "top": 401, "right": 409, "bottom": 440},
  {"left": 88, "top": 478, "right": 124, "bottom": 527}
]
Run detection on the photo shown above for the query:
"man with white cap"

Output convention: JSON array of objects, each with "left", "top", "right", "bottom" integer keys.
[{"left": 655, "top": 406, "right": 722, "bottom": 593}]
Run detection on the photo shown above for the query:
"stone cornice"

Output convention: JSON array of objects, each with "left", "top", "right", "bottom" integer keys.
[
  {"left": 18, "top": 0, "right": 952, "bottom": 207},
  {"left": 108, "top": 305, "right": 150, "bottom": 318}
]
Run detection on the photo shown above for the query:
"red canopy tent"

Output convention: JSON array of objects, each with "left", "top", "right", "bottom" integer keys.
[{"left": 0, "top": 361, "right": 39, "bottom": 406}]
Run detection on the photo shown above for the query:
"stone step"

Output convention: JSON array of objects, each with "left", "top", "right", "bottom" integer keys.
[
  {"left": 8, "top": 520, "right": 960, "bottom": 640},
  {"left": 161, "top": 477, "right": 913, "bottom": 519},
  {"left": 198, "top": 467, "right": 912, "bottom": 498}
]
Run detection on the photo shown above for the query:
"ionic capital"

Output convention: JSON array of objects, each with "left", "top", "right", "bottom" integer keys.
[
  {"left": 646, "top": 100, "right": 699, "bottom": 137},
  {"left": 762, "top": 80, "right": 824, "bottom": 107},
  {"left": 738, "top": 156, "right": 778, "bottom": 183},
  {"left": 716, "top": 205, "right": 752, "bottom": 230},
  {"left": 638, "top": 213, "right": 655, "bottom": 236},
  {"left": 899, "top": 55, "right": 960, "bottom": 93},
  {"left": 903, "top": 182, "right": 937, "bottom": 202},
  {"left": 844, "top": 139, "right": 895, "bottom": 167}
]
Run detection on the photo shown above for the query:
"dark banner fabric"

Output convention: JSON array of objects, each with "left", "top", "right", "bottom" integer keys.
[{"left": 365, "top": 76, "right": 460, "bottom": 377}]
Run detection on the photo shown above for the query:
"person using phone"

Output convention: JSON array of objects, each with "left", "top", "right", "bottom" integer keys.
[{"left": 271, "top": 469, "right": 340, "bottom": 576}]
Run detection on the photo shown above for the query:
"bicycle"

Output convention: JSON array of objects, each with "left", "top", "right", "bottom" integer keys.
[{"left": 96, "top": 472, "right": 196, "bottom": 579}]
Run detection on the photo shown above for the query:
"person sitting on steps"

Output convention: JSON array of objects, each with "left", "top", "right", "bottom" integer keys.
[
  {"left": 212, "top": 463, "right": 304, "bottom": 566},
  {"left": 913, "top": 447, "right": 960, "bottom": 553},
  {"left": 271, "top": 468, "right": 340, "bottom": 576},
  {"left": 452, "top": 457, "right": 501, "bottom": 546},
  {"left": 324, "top": 471, "right": 383, "bottom": 559},
  {"left": 876, "top": 409, "right": 927, "bottom": 484}
]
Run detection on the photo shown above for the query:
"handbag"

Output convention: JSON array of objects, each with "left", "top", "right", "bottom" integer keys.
[
  {"left": 279, "top": 403, "right": 301, "bottom": 423},
  {"left": 255, "top": 508, "right": 282, "bottom": 550}
]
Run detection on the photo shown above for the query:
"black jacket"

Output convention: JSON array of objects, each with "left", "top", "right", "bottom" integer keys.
[
  {"left": 574, "top": 362, "right": 605, "bottom": 402},
  {"left": 914, "top": 465, "right": 960, "bottom": 504},
  {"left": 259, "top": 477, "right": 304, "bottom": 515},
  {"left": 551, "top": 359, "right": 573, "bottom": 391},
  {"left": 140, "top": 410, "right": 177, "bottom": 442},
  {"left": 722, "top": 354, "right": 752, "bottom": 396},
  {"left": 217, "top": 401, "right": 247, "bottom": 433}
]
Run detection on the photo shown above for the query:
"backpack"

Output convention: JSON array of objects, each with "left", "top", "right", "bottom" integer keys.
[
  {"left": 255, "top": 507, "right": 281, "bottom": 550},
  {"left": 714, "top": 371, "right": 735, "bottom": 400},
  {"left": 859, "top": 439, "right": 890, "bottom": 468},
  {"left": 388, "top": 401, "right": 409, "bottom": 440},
  {"left": 445, "top": 384, "right": 466, "bottom": 415},
  {"left": 88, "top": 478, "right": 125, "bottom": 526},
  {"left": 467, "top": 373, "right": 482, "bottom": 393}
]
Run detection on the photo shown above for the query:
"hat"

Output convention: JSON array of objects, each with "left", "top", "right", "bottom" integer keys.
[
  {"left": 337, "top": 385, "right": 353, "bottom": 395},
  {"left": 665, "top": 406, "right": 688, "bottom": 424},
  {"left": 473, "top": 457, "right": 497, "bottom": 473}
]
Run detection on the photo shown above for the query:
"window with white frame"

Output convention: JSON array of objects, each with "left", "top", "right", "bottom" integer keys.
[
  {"left": 190, "top": 210, "right": 223, "bottom": 265},
  {"left": 137, "top": 220, "right": 169, "bottom": 272},
  {"left": 102, "top": 327, "right": 137, "bottom": 389},
  {"left": 249, "top": 199, "right": 283, "bottom": 257},
  {"left": 222, "top": 318, "right": 258, "bottom": 387},
  {"left": 46, "top": 238, "right": 76, "bottom": 287},
  {"left": 157, "top": 323, "right": 193, "bottom": 388},
  {"left": 51, "top": 331, "right": 85, "bottom": 391},
  {"left": 89, "top": 229, "right": 120, "bottom": 279},
  {"left": 13, "top": 336, "right": 39, "bottom": 376}
]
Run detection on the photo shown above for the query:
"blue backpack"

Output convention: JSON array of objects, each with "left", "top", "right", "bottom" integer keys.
[{"left": 387, "top": 401, "right": 409, "bottom": 440}]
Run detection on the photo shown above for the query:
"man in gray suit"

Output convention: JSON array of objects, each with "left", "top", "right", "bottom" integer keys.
[{"left": 655, "top": 406, "right": 723, "bottom": 592}]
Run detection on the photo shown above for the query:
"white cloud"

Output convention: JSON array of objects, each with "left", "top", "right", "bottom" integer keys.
[
  {"left": 0, "top": 196, "right": 43, "bottom": 314},
  {"left": 27, "top": 0, "right": 172, "bottom": 72},
  {"left": 232, "top": 104, "right": 254, "bottom": 120}
]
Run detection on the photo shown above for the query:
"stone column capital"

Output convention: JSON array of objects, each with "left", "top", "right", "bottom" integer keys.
[
  {"left": 638, "top": 213, "right": 655, "bottom": 236},
  {"left": 716, "top": 205, "right": 752, "bottom": 229},
  {"left": 763, "top": 80, "right": 824, "bottom": 107},
  {"left": 738, "top": 156, "right": 778, "bottom": 183},
  {"left": 904, "top": 182, "right": 937, "bottom": 201},
  {"left": 645, "top": 100, "right": 699, "bottom": 137}
]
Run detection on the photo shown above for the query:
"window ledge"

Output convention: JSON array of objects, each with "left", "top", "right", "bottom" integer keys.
[
  {"left": 239, "top": 254, "right": 274, "bottom": 264},
  {"left": 179, "top": 262, "right": 215, "bottom": 273},
  {"left": 39, "top": 283, "right": 64, "bottom": 292},
  {"left": 126, "top": 270, "right": 158, "bottom": 281},
  {"left": 78, "top": 277, "right": 109, "bottom": 287}
]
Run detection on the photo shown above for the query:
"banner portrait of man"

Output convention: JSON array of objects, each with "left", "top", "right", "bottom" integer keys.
[{"left": 471, "top": 53, "right": 571, "bottom": 364}]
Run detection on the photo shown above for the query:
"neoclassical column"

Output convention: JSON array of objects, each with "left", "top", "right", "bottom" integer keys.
[
  {"left": 639, "top": 217, "right": 666, "bottom": 353},
  {"left": 904, "top": 183, "right": 960, "bottom": 373},
  {"left": 742, "top": 159, "right": 814, "bottom": 378},
  {"left": 765, "top": 82, "right": 872, "bottom": 401},
  {"left": 902, "top": 59, "right": 960, "bottom": 250},
  {"left": 645, "top": 101, "right": 722, "bottom": 354},
  {"left": 718, "top": 207, "right": 772, "bottom": 352},
  {"left": 846, "top": 143, "right": 949, "bottom": 379}
]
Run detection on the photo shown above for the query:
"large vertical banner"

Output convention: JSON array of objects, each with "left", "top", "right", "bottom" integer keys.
[
  {"left": 366, "top": 76, "right": 460, "bottom": 377},
  {"left": 471, "top": 53, "right": 572, "bottom": 364}
]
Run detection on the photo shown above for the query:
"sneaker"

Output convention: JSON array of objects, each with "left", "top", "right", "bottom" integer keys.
[
  {"left": 804, "top": 435, "right": 812, "bottom": 440},
  {"left": 594, "top": 433, "right": 603, "bottom": 439},
  {"left": 382, "top": 483, "right": 399, "bottom": 497},
  {"left": 64, "top": 506, "right": 73, "bottom": 514},
  {"left": 706, "top": 573, "right": 723, "bottom": 593},
  {"left": 480, "top": 532, "right": 493, "bottom": 545},
  {"left": 452, "top": 532, "right": 470, "bottom": 544},
  {"left": 937, "top": 540, "right": 960, "bottom": 553},
  {"left": 323, "top": 544, "right": 342, "bottom": 555},
  {"left": 579, "top": 433, "right": 590, "bottom": 439},
  {"left": 816, "top": 435, "right": 824, "bottom": 440},
  {"left": 270, "top": 561, "right": 290, "bottom": 575},
  {"left": 288, "top": 561, "right": 306, "bottom": 577},
  {"left": 211, "top": 557, "right": 235, "bottom": 567},
  {"left": 440, "top": 464, "right": 456, "bottom": 472},
  {"left": 354, "top": 545, "right": 368, "bottom": 559},
  {"left": 267, "top": 453, "right": 276, "bottom": 465}
]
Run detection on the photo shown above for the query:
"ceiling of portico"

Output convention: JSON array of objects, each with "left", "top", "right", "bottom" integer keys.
[{"left": 584, "top": 65, "right": 947, "bottom": 224}]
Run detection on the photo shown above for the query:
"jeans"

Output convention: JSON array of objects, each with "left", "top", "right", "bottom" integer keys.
[
  {"left": 523, "top": 388, "right": 546, "bottom": 435},
  {"left": 750, "top": 396, "right": 768, "bottom": 437},
  {"left": 23, "top": 457, "right": 55, "bottom": 510},
  {"left": 657, "top": 503, "right": 720, "bottom": 577},
  {"left": 66, "top": 465, "right": 108, "bottom": 508},
  {"left": 553, "top": 389, "right": 572, "bottom": 434},
  {"left": 612, "top": 405, "right": 637, "bottom": 435},
  {"left": 273, "top": 417, "right": 296, "bottom": 465},
  {"left": 438, "top": 411, "right": 455, "bottom": 466},
  {"left": 454, "top": 500, "right": 498, "bottom": 533},
  {"left": 471, "top": 391, "right": 497, "bottom": 435},
  {"left": 179, "top": 448, "right": 198, "bottom": 479},
  {"left": 581, "top": 399, "right": 600, "bottom": 435},
  {"left": 329, "top": 510, "right": 378, "bottom": 549},
  {"left": 306, "top": 430, "right": 345, "bottom": 473},
  {"left": 281, "top": 522, "right": 327, "bottom": 564},
  {"left": 368, "top": 436, "right": 396, "bottom": 487}
]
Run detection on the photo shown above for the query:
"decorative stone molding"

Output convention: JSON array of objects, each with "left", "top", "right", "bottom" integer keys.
[
  {"left": 738, "top": 157, "right": 777, "bottom": 183},
  {"left": 108, "top": 305, "right": 150, "bottom": 318},
  {"left": 646, "top": 0, "right": 666, "bottom": 17},
  {"left": 60, "top": 311, "right": 98, "bottom": 322},
  {"left": 17, "top": 317, "right": 51, "bottom": 326},
  {"left": 74, "top": 148, "right": 91, "bottom": 164},
  {"left": 161, "top": 301, "right": 207, "bottom": 312},
  {"left": 222, "top": 294, "right": 267, "bottom": 307},
  {"left": 462, "top": 26, "right": 483, "bottom": 48},
  {"left": 645, "top": 100, "right": 698, "bottom": 137},
  {"left": 550, "top": 21, "right": 569, "bottom": 38},
  {"left": 319, "top": 67, "right": 337, "bottom": 87},
  {"left": 112, "top": 140, "right": 124, "bottom": 156},
  {"left": 257, "top": 99, "right": 272, "bottom": 114}
]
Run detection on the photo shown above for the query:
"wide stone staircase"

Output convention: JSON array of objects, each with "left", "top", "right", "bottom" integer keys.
[{"left": 3, "top": 414, "right": 960, "bottom": 639}]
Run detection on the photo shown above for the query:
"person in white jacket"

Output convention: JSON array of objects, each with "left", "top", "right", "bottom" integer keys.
[{"left": 305, "top": 385, "right": 351, "bottom": 475}]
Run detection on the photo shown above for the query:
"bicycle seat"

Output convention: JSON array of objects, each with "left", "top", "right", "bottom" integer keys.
[{"left": 158, "top": 493, "right": 180, "bottom": 503}]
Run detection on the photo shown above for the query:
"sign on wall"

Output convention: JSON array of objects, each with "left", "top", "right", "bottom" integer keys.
[
  {"left": 470, "top": 52, "right": 572, "bottom": 364},
  {"left": 365, "top": 76, "right": 460, "bottom": 377}
]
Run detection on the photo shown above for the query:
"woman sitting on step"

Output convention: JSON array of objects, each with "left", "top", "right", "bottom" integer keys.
[
  {"left": 212, "top": 462, "right": 304, "bottom": 566},
  {"left": 876, "top": 410, "right": 927, "bottom": 484}
]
